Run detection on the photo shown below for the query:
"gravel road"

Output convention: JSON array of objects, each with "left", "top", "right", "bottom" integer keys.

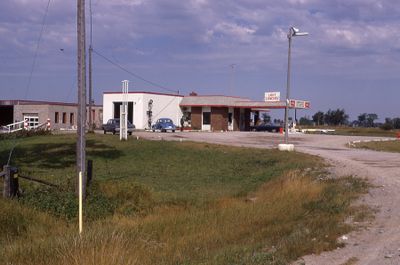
[{"left": 133, "top": 131, "right": 400, "bottom": 265}]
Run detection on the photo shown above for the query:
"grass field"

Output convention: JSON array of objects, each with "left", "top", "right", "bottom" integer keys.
[
  {"left": 0, "top": 134, "right": 369, "bottom": 265},
  {"left": 354, "top": 140, "right": 400, "bottom": 153},
  {"left": 298, "top": 126, "right": 399, "bottom": 137}
]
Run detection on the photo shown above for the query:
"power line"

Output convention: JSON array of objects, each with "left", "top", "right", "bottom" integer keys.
[
  {"left": 24, "top": 0, "right": 52, "bottom": 99},
  {"left": 92, "top": 49, "right": 179, "bottom": 94}
]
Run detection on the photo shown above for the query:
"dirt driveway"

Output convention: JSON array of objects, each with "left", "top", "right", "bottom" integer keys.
[{"left": 134, "top": 131, "right": 400, "bottom": 265}]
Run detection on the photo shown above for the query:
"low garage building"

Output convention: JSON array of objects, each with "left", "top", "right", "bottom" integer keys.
[
  {"left": 103, "top": 91, "right": 184, "bottom": 130},
  {"left": 0, "top": 100, "right": 103, "bottom": 130}
]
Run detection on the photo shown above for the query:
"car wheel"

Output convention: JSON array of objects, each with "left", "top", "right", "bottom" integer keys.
[
  {"left": 128, "top": 132, "right": 132, "bottom": 135},
  {"left": 112, "top": 130, "right": 116, "bottom": 135},
  {"left": 152, "top": 129, "right": 155, "bottom": 132},
  {"left": 162, "top": 129, "right": 166, "bottom": 133},
  {"left": 172, "top": 130, "right": 175, "bottom": 133}
]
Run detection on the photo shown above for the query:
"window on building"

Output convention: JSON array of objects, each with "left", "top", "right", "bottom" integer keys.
[
  {"left": 55, "top": 112, "right": 59, "bottom": 123},
  {"left": 70, "top": 113, "right": 74, "bottom": 125},
  {"left": 23, "top": 114, "right": 39, "bottom": 128},
  {"left": 203, "top": 112, "right": 211, "bottom": 125},
  {"left": 62, "top": 112, "right": 67, "bottom": 124}
]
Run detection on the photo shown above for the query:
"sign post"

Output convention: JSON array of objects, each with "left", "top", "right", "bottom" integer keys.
[
  {"left": 120, "top": 80, "right": 129, "bottom": 140},
  {"left": 79, "top": 171, "right": 83, "bottom": 234}
]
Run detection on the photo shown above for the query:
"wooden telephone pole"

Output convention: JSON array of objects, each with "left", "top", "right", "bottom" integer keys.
[
  {"left": 77, "top": 0, "right": 86, "bottom": 198},
  {"left": 88, "top": 0, "right": 94, "bottom": 132}
]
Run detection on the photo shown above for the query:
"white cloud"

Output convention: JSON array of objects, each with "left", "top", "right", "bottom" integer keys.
[{"left": 212, "top": 22, "right": 257, "bottom": 43}]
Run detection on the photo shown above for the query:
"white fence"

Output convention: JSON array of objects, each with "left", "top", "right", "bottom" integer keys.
[{"left": 1, "top": 119, "right": 50, "bottom": 134}]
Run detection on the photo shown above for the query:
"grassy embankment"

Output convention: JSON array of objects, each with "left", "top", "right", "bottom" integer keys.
[
  {"left": 0, "top": 134, "right": 369, "bottom": 265},
  {"left": 354, "top": 140, "right": 400, "bottom": 153},
  {"left": 298, "top": 125, "right": 399, "bottom": 137}
]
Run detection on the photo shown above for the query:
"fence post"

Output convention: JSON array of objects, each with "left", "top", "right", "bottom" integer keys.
[
  {"left": 11, "top": 167, "right": 19, "bottom": 197},
  {"left": 3, "top": 166, "right": 11, "bottom": 198},
  {"left": 87, "top": 160, "right": 93, "bottom": 187},
  {"left": 3, "top": 166, "right": 19, "bottom": 198}
]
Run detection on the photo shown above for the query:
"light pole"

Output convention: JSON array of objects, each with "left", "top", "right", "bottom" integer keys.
[{"left": 284, "top": 26, "right": 308, "bottom": 144}]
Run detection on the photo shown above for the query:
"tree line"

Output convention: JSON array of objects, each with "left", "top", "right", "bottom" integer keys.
[{"left": 298, "top": 109, "right": 400, "bottom": 130}]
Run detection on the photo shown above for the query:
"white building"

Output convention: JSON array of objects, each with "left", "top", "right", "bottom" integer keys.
[
  {"left": 103, "top": 91, "right": 311, "bottom": 131},
  {"left": 103, "top": 91, "right": 184, "bottom": 129}
]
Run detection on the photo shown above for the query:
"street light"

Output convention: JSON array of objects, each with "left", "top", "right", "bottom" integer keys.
[{"left": 284, "top": 26, "right": 308, "bottom": 144}]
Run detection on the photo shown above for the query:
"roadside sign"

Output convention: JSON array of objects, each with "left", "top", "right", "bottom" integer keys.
[
  {"left": 289, "top": 99, "right": 310, "bottom": 109},
  {"left": 264, "top": 92, "right": 280, "bottom": 102}
]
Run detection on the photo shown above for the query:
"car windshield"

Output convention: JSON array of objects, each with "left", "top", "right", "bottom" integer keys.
[{"left": 159, "top": 119, "right": 172, "bottom": 123}]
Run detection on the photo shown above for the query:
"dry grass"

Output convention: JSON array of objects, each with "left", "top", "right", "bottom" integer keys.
[
  {"left": 1, "top": 171, "right": 369, "bottom": 265},
  {"left": 354, "top": 140, "right": 400, "bottom": 153}
]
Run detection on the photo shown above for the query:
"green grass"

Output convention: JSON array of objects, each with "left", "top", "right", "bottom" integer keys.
[
  {"left": 0, "top": 134, "right": 370, "bottom": 265},
  {"left": 299, "top": 125, "right": 399, "bottom": 137},
  {"left": 354, "top": 140, "right": 400, "bottom": 153}
]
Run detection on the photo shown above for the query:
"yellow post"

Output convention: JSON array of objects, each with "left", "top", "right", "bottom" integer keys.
[{"left": 79, "top": 171, "right": 83, "bottom": 234}]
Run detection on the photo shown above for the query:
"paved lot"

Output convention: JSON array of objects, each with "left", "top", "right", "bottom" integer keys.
[{"left": 133, "top": 131, "right": 400, "bottom": 265}]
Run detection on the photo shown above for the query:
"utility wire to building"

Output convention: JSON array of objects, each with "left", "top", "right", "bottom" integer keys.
[
  {"left": 24, "top": 0, "right": 52, "bottom": 100},
  {"left": 92, "top": 49, "right": 179, "bottom": 94}
]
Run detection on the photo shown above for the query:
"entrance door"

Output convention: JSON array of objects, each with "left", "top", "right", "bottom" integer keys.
[
  {"left": 114, "top": 102, "right": 134, "bottom": 124},
  {"left": 202, "top": 107, "right": 211, "bottom": 131},
  {"left": 228, "top": 107, "right": 233, "bottom": 131},
  {"left": 239, "top": 108, "right": 245, "bottom": 131}
]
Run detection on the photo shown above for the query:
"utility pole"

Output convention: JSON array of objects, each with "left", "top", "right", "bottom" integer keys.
[
  {"left": 229, "top": 64, "right": 236, "bottom": 96},
  {"left": 77, "top": 0, "right": 87, "bottom": 198},
  {"left": 88, "top": 0, "right": 94, "bottom": 132}
]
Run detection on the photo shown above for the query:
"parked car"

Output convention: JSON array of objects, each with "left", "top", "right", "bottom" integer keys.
[
  {"left": 102, "top": 118, "right": 135, "bottom": 135},
  {"left": 152, "top": 118, "right": 176, "bottom": 132},
  {"left": 251, "top": 123, "right": 282, "bottom": 132}
]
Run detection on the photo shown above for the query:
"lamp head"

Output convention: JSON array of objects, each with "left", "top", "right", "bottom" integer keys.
[{"left": 289, "top": 26, "right": 308, "bottom": 38}]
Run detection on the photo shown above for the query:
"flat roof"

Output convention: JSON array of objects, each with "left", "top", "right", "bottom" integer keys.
[
  {"left": 180, "top": 96, "right": 293, "bottom": 109},
  {"left": 0, "top": 100, "right": 102, "bottom": 107},
  {"left": 104, "top": 91, "right": 183, "bottom": 97}
]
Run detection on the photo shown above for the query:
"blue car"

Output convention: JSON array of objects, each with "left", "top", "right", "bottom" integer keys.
[{"left": 152, "top": 118, "right": 176, "bottom": 132}]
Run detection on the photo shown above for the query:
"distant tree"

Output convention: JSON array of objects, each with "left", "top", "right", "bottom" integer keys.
[
  {"left": 358, "top": 113, "right": 367, "bottom": 127},
  {"left": 261, "top": 113, "right": 271, "bottom": 123},
  {"left": 312, "top": 111, "right": 324, "bottom": 126},
  {"left": 299, "top": 116, "right": 313, "bottom": 126},
  {"left": 358, "top": 113, "right": 378, "bottom": 127},
  {"left": 380, "top": 118, "right": 393, "bottom": 130},
  {"left": 393, "top": 118, "right": 400, "bottom": 129},
  {"left": 366, "top": 113, "right": 378, "bottom": 127},
  {"left": 324, "top": 109, "right": 348, "bottom": 126}
]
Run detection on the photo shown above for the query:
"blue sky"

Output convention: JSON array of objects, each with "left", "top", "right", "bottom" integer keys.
[{"left": 1, "top": 0, "right": 399, "bottom": 121}]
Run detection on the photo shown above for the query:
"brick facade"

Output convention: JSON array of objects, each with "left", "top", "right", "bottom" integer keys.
[
  {"left": 191, "top": 107, "right": 202, "bottom": 130},
  {"left": 1, "top": 102, "right": 103, "bottom": 129},
  {"left": 211, "top": 107, "right": 228, "bottom": 131}
]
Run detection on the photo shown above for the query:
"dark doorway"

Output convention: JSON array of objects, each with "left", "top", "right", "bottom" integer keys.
[
  {"left": 0, "top": 105, "right": 13, "bottom": 126},
  {"left": 113, "top": 102, "right": 134, "bottom": 124}
]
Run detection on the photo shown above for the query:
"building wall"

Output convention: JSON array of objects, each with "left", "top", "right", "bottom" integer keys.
[
  {"left": 103, "top": 92, "right": 183, "bottom": 130},
  {"left": 211, "top": 107, "right": 228, "bottom": 131},
  {"left": 14, "top": 105, "right": 49, "bottom": 126},
  {"left": 191, "top": 107, "right": 202, "bottom": 130},
  {"left": 13, "top": 104, "right": 102, "bottom": 130}
]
